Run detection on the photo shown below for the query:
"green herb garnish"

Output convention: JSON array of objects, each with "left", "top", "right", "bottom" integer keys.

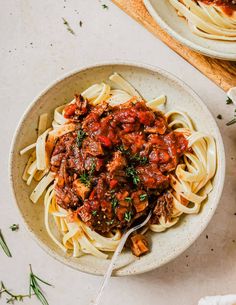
[
  {"left": 226, "top": 97, "right": 233, "bottom": 105},
  {"left": 10, "top": 224, "right": 19, "bottom": 232},
  {"left": 79, "top": 172, "right": 90, "bottom": 187},
  {"left": 131, "top": 154, "right": 148, "bottom": 165},
  {"left": 217, "top": 114, "right": 222, "bottom": 120},
  {"left": 125, "top": 197, "right": 132, "bottom": 202},
  {"left": 29, "top": 264, "right": 52, "bottom": 305},
  {"left": 89, "top": 158, "right": 96, "bottom": 176},
  {"left": 79, "top": 21, "right": 83, "bottom": 27},
  {"left": 0, "top": 230, "right": 12, "bottom": 257},
  {"left": 76, "top": 129, "right": 86, "bottom": 148},
  {"left": 226, "top": 109, "right": 236, "bottom": 126},
  {"left": 126, "top": 166, "right": 140, "bottom": 185},
  {"left": 117, "top": 145, "right": 129, "bottom": 154},
  {"left": 92, "top": 210, "right": 97, "bottom": 216},
  {"left": 0, "top": 281, "right": 31, "bottom": 304},
  {"left": 62, "top": 18, "right": 75, "bottom": 35},
  {"left": 102, "top": 4, "right": 109, "bottom": 9},
  {"left": 106, "top": 220, "right": 114, "bottom": 225},
  {"left": 111, "top": 197, "right": 118, "bottom": 208},
  {"left": 139, "top": 194, "right": 148, "bottom": 201},
  {"left": 124, "top": 211, "right": 132, "bottom": 222}
]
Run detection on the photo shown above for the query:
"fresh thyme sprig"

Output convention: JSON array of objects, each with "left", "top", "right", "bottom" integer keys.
[
  {"left": 0, "top": 230, "right": 12, "bottom": 257},
  {"left": 0, "top": 281, "right": 31, "bottom": 304},
  {"left": 29, "top": 264, "right": 52, "bottom": 305}
]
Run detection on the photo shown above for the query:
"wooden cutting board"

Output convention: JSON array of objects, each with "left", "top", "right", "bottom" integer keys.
[{"left": 112, "top": 0, "right": 236, "bottom": 92}]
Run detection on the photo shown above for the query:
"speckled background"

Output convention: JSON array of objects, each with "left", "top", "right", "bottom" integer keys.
[{"left": 0, "top": 1, "right": 236, "bottom": 305}]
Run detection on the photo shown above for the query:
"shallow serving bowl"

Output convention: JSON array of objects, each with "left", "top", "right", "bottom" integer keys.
[
  {"left": 10, "top": 62, "right": 225, "bottom": 276},
  {"left": 143, "top": 0, "right": 236, "bottom": 61}
]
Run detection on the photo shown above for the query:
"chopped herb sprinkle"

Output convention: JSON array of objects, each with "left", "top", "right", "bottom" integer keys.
[
  {"left": 10, "top": 224, "right": 19, "bottom": 231},
  {"left": 124, "top": 211, "right": 132, "bottom": 222},
  {"left": 92, "top": 210, "right": 97, "bottom": 216},
  {"left": 62, "top": 18, "right": 75, "bottom": 35},
  {"left": 217, "top": 114, "right": 222, "bottom": 120},
  {"left": 125, "top": 197, "right": 132, "bottom": 202},
  {"left": 126, "top": 166, "right": 140, "bottom": 185},
  {"left": 76, "top": 129, "right": 86, "bottom": 147},
  {"left": 79, "top": 21, "right": 83, "bottom": 27},
  {"left": 102, "top": 4, "right": 109, "bottom": 9},
  {"left": 139, "top": 194, "right": 148, "bottom": 201},
  {"left": 226, "top": 97, "right": 233, "bottom": 105}
]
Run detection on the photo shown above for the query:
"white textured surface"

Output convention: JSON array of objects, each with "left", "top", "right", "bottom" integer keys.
[{"left": 0, "top": 1, "right": 236, "bottom": 305}]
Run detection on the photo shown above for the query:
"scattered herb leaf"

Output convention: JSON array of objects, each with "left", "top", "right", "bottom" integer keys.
[
  {"left": 139, "top": 194, "right": 148, "bottom": 201},
  {"left": 10, "top": 224, "right": 19, "bottom": 232},
  {"left": 111, "top": 196, "right": 118, "bottom": 208},
  {"left": 76, "top": 129, "right": 86, "bottom": 147},
  {"left": 126, "top": 166, "right": 140, "bottom": 185},
  {"left": 102, "top": 4, "right": 109, "bottom": 9},
  {"left": 124, "top": 211, "right": 132, "bottom": 222},
  {"left": 92, "top": 210, "right": 97, "bottom": 216},
  {"left": 89, "top": 158, "right": 96, "bottom": 176},
  {"left": 226, "top": 97, "right": 233, "bottom": 105},
  {"left": 106, "top": 220, "right": 114, "bottom": 225},
  {"left": 79, "top": 21, "right": 83, "bottom": 27},
  {"left": 131, "top": 154, "right": 148, "bottom": 165},
  {"left": 226, "top": 118, "right": 236, "bottom": 126},
  {"left": 226, "top": 109, "right": 236, "bottom": 126},
  {"left": 79, "top": 172, "right": 90, "bottom": 187},
  {"left": 62, "top": 18, "right": 75, "bottom": 35},
  {"left": 29, "top": 264, "right": 52, "bottom": 305},
  {"left": 217, "top": 114, "right": 222, "bottom": 120},
  {"left": 125, "top": 197, "right": 132, "bottom": 202},
  {"left": 0, "top": 281, "right": 31, "bottom": 304},
  {"left": 0, "top": 230, "right": 12, "bottom": 257}
]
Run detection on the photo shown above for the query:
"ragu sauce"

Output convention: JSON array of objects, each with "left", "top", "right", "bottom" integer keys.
[
  {"left": 198, "top": 0, "right": 236, "bottom": 16},
  {"left": 50, "top": 96, "right": 189, "bottom": 255}
]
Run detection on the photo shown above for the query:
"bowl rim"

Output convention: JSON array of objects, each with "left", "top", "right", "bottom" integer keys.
[
  {"left": 143, "top": 0, "right": 236, "bottom": 61},
  {"left": 9, "top": 61, "right": 226, "bottom": 276}
]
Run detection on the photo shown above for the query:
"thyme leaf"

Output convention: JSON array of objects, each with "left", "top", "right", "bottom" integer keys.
[
  {"left": 0, "top": 281, "right": 31, "bottom": 304},
  {"left": 10, "top": 224, "right": 19, "bottom": 232},
  {"left": 76, "top": 129, "right": 86, "bottom": 148},
  {"left": 139, "top": 194, "right": 148, "bottom": 201},
  {"left": 226, "top": 97, "right": 233, "bottom": 105},
  {"left": 62, "top": 18, "right": 75, "bottom": 35},
  {"left": 79, "top": 172, "right": 90, "bottom": 187},
  {"left": 126, "top": 166, "right": 140, "bottom": 185},
  {"left": 124, "top": 211, "right": 132, "bottom": 222}
]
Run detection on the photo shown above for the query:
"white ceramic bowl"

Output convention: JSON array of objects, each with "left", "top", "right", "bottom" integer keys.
[
  {"left": 143, "top": 0, "right": 236, "bottom": 61},
  {"left": 10, "top": 62, "right": 225, "bottom": 276}
]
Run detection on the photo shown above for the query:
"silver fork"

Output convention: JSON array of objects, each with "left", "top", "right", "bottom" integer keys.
[{"left": 93, "top": 211, "right": 152, "bottom": 305}]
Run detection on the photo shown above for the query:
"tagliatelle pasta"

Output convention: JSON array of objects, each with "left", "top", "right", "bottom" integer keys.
[
  {"left": 20, "top": 73, "right": 216, "bottom": 259},
  {"left": 169, "top": 0, "right": 236, "bottom": 41}
]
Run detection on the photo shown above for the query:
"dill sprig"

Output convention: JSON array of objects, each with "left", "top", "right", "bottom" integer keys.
[
  {"left": 29, "top": 264, "right": 52, "bottom": 305},
  {"left": 0, "top": 281, "right": 31, "bottom": 304},
  {"left": 0, "top": 230, "right": 12, "bottom": 257}
]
